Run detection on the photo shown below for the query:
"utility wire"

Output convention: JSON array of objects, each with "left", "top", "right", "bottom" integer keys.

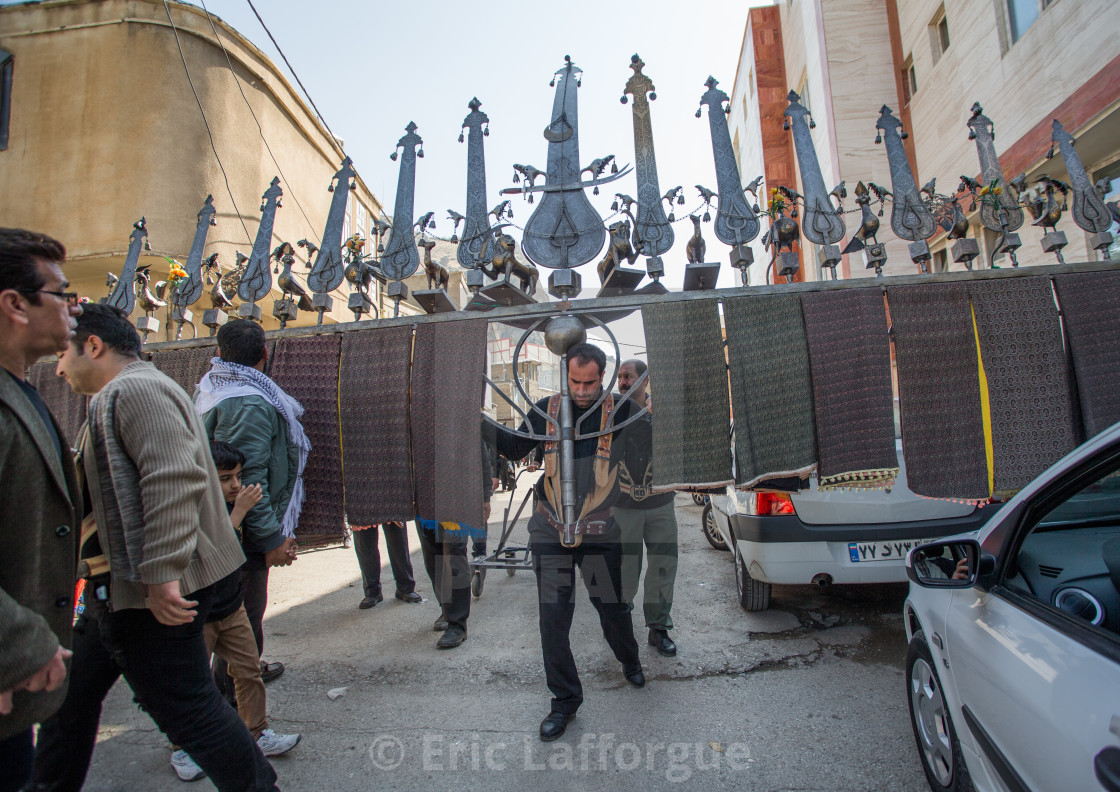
[
  {"left": 245, "top": 0, "right": 344, "bottom": 161},
  {"left": 200, "top": 0, "right": 320, "bottom": 244},
  {"left": 161, "top": 0, "right": 253, "bottom": 244}
]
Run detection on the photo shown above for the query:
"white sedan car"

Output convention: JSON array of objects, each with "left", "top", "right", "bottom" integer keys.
[{"left": 903, "top": 422, "right": 1120, "bottom": 792}]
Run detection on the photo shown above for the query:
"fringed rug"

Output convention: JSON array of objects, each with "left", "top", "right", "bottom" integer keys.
[
  {"left": 151, "top": 345, "right": 217, "bottom": 399},
  {"left": 724, "top": 293, "right": 816, "bottom": 489},
  {"left": 887, "top": 283, "right": 990, "bottom": 502},
  {"left": 1053, "top": 271, "right": 1120, "bottom": 439},
  {"left": 801, "top": 289, "right": 898, "bottom": 489},
  {"left": 269, "top": 334, "right": 345, "bottom": 539},
  {"left": 642, "top": 298, "right": 733, "bottom": 489},
  {"left": 27, "top": 361, "right": 87, "bottom": 449},
  {"left": 970, "top": 277, "right": 1076, "bottom": 494},
  {"left": 340, "top": 326, "right": 414, "bottom": 525},
  {"left": 411, "top": 318, "right": 487, "bottom": 530}
]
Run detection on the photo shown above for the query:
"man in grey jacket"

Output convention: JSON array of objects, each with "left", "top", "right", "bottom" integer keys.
[
  {"left": 0, "top": 228, "right": 81, "bottom": 790},
  {"left": 198, "top": 319, "right": 306, "bottom": 682}
]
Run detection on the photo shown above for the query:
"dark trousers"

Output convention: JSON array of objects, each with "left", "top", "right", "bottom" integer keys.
[
  {"left": 0, "top": 729, "right": 33, "bottom": 792},
  {"left": 416, "top": 526, "right": 471, "bottom": 631},
  {"left": 530, "top": 520, "right": 641, "bottom": 716},
  {"left": 242, "top": 554, "right": 270, "bottom": 657},
  {"left": 28, "top": 590, "right": 277, "bottom": 792},
  {"left": 352, "top": 522, "right": 415, "bottom": 598}
]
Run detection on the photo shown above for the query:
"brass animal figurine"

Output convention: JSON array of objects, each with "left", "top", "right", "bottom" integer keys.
[
  {"left": 135, "top": 266, "right": 168, "bottom": 314},
  {"left": 661, "top": 186, "right": 685, "bottom": 222},
  {"left": 1024, "top": 175, "right": 1070, "bottom": 231},
  {"left": 418, "top": 238, "right": 449, "bottom": 291},
  {"left": 596, "top": 220, "right": 638, "bottom": 284},
  {"left": 272, "top": 242, "right": 313, "bottom": 311},
  {"left": 416, "top": 211, "right": 436, "bottom": 234},
  {"left": 483, "top": 233, "right": 538, "bottom": 295},
  {"left": 209, "top": 252, "right": 247, "bottom": 310},
  {"left": 842, "top": 181, "right": 885, "bottom": 253},
  {"left": 685, "top": 215, "right": 706, "bottom": 264},
  {"left": 489, "top": 200, "right": 513, "bottom": 224}
]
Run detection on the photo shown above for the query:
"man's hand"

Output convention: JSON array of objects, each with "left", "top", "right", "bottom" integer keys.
[
  {"left": 491, "top": 477, "right": 500, "bottom": 491},
  {"left": 483, "top": 502, "right": 492, "bottom": 522},
  {"left": 265, "top": 537, "right": 298, "bottom": 568},
  {"left": 0, "top": 645, "right": 73, "bottom": 713},
  {"left": 146, "top": 581, "right": 198, "bottom": 626},
  {"left": 526, "top": 462, "right": 539, "bottom": 473}
]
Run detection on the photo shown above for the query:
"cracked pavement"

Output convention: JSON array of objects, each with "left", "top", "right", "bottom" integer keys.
[{"left": 80, "top": 486, "right": 929, "bottom": 791}]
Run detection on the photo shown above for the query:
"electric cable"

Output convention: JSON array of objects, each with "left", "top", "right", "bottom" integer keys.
[
  {"left": 161, "top": 0, "right": 253, "bottom": 244},
  {"left": 200, "top": 0, "right": 320, "bottom": 244}
]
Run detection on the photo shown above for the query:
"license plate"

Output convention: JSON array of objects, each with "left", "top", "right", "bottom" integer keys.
[{"left": 848, "top": 538, "right": 937, "bottom": 562}]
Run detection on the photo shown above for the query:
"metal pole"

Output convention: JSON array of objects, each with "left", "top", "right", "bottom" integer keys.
[{"left": 558, "top": 352, "right": 577, "bottom": 542}]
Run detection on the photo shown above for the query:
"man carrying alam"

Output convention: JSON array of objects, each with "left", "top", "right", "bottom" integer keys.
[
  {"left": 494, "top": 342, "right": 643, "bottom": 742},
  {"left": 0, "top": 228, "right": 81, "bottom": 789},
  {"left": 196, "top": 319, "right": 307, "bottom": 684}
]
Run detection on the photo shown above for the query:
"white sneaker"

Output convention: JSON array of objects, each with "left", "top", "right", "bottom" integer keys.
[
  {"left": 257, "top": 728, "right": 301, "bottom": 757},
  {"left": 170, "top": 749, "right": 206, "bottom": 782}
]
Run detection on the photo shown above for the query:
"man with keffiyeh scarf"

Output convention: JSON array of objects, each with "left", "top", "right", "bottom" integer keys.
[{"left": 196, "top": 320, "right": 308, "bottom": 684}]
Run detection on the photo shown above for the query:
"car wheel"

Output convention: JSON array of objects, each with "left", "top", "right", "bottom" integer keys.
[
  {"left": 701, "top": 504, "right": 729, "bottom": 551},
  {"left": 691, "top": 493, "right": 707, "bottom": 506},
  {"left": 734, "top": 543, "right": 771, "bottom": 611},
  {"left": 906, "top": 630, "right": 974, "bottom": 792}
]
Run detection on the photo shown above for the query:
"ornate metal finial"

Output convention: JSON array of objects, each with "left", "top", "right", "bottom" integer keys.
[
  {"left": 104, "top": 217, "right": 150, "bottom": 315},
  {"left": 967, "top": 102, "right": 1024, "bottom": 267},
  {"left": 842, "top": 182, "right": 889, "bottom": 276},
  {"left": 785, "top": 91, "right": 844, "bottom": 276},
  {"left": 133, "top": 265, "right": 167, "bottom": 341},
  {"left": 517, "top": 56, "right": 629, "bottom": 296},
  {"left": 875, "top": 105, "right": 936, "bottom": 269},
  {"left": 306, "top": 157, "right": 356, "bottom": 319},
  {"left": 1050, "top": 119, "right": 1113, "bottom": 258},
  {"left": 168, "top": 196, "right": 216, "bottom": 339},
  {"left": 456, "top": 97, "right": 493, "bottom": 276},
  {"left": 621, "top": 53, "right": 673, "bottom": 287},
  {"left": 381, "top": 122, "right": 423, "bottom": 284},
  {"left": 697, "top": 75, "right": 760, "bottom": 268},
  {"left": 236, "top": 177, "right": 283, "bottom": 319},
  {"left": 271, "top": 241, "right": 311, "bottom": 328},
  {"left": 1023, "top": 174, "right": 1072, "bottom": 264}
]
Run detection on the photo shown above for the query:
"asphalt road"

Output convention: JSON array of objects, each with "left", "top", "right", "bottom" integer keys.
[{"left": 80, "top": 480, "right": 930, "bottom": 792}]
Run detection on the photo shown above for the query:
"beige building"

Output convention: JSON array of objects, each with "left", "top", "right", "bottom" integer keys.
[
  {"left": 730, "top": 0, "right": 1120, "bottom": 281},
  {"left": 0, "top": 0, "right": 430, "bottom": 334}
]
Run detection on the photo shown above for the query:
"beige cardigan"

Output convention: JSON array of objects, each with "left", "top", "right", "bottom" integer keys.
[{"left": 84, "top": 361, "right": 244, "bottom": 611}]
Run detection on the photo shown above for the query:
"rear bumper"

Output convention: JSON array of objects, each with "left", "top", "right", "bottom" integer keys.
[
  {"left": 727, "top": 504, "right": 1002, "bottom": 586},
  {"left": 728, "top": 503, "right": 1003, "bottom": 544}
]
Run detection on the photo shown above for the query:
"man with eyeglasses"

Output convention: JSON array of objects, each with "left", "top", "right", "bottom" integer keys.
[{"left": 0, "top": 228, "right": 82, "bottom": 790}]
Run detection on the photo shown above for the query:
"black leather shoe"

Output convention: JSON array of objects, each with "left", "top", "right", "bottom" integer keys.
[
  {"left": 436, "top": 626, "right": 467, "bottom": 649},
  {"left": 648, "top": 628, "right": 677, "bottom": 657},
  {"left": 359, "top": 593, "right": 384, "bottom": 609},
  {"left": 539, "top": 711, "right": 573, "bottom": 742},
  {"left": 434, "top": 616, "right": 449, "bottom": 632},
  {"left": 395, "top": 590, "right": 423, "bottom": 604},
  {"left": 624, "top": 666, "right": 645, "bottom": 688},
  {"left": 260, "top": 661, "right": 284, "bottom": 684}
]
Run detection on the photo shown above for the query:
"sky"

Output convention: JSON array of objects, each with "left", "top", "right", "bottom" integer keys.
[{"left": 7, "top": 0, "right": 773, "bottom": 353}]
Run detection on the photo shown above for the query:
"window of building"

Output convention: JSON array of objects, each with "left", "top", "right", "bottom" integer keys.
[
  {"left": 733, "top": 130, "right": 741, "bottom": 169},
  {"left": 1007, "top": 0, "right": 1058, "bottom": 43},
  {"left": 932, "top": 248, "right": 948, "bottom": 273},
  {"left": 929, "top": 6, "right": 950, "bottom": 63},
  {"left": 900, "top": 55, "right": 917, "bottom": 104},
  {"left": 0, "top": 48, "right": 12, "bottom": 151},
  {"left": 748, "top": 67, "right": 755, "bottom": 98},
  {"left": 797, "top": 72, "right": 812, "bottom": 117}
]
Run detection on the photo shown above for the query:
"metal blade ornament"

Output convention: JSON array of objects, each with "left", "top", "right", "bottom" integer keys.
[
  {"left": 173, "top": 196, "right": 216, "bottom": 309},
  {"left": 1049, "top": 119, "right": 1113, "bottom": 258},
  {"left": 520, "top": 57, "right": 612, "bottom": 278},
  {"left": 621, "top": 54, "right": 673, "bottom": 281},
  {"left": 874, "top": 106, "right": 936, "bottom": 269},
  {"left": 966, "top": 102, "right": 1024, "bottom": 267},
  {"left": 236, "top": 177, "right": 283, "bottom": 318},
  {"left": 457, "top": 98, "right": 493, "bottom": 287},
  {"left": 104, "top": 217, "right": 150, "bottom": 315},
  {"left": 381, "top": 122, "right": 423, "bottom": 282},
  {"left": 307, "top": 157, "right": 356, "bottom": 295},
  {"left": 785, "top": 91, "right": 844, "bottom": 276},
  {"left": 697, "top": 77, "right": 760, "bottom": 254}
]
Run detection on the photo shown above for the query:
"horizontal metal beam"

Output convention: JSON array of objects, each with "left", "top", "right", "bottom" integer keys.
[{"left": 142, "top": 259, "right": 1120, "bottom": 353}]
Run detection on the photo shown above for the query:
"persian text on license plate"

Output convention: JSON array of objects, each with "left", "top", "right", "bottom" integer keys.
[{"left": 848, "top": 538, "right": 937, "bottom": 562}]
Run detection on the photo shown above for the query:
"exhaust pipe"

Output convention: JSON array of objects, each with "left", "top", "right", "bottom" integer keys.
[{"left": 811, "top": 573, "right": 833, "bottom": 588}]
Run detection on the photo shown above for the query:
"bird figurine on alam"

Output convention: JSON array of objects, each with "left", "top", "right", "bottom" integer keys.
[
  {"left": 1024, "top": 175, "right": 1070, "bottom": 231},
  {"left": 272, "top": 241, "right": 313, "bottom": 311},
  {"left": 135, "top": 266, "right": 168, "bottom": 314},
  {"left": 842, "top": 181, "right": 882, "bottom": 254},
  {"left": 343, "top": 233, "right": 366, "bottom": 259}
]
